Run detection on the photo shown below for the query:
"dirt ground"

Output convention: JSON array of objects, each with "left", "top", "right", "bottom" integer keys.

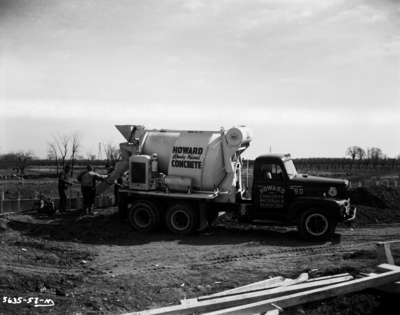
[{"left": 1, "top": 206, "right": 400, "bottom": 315}]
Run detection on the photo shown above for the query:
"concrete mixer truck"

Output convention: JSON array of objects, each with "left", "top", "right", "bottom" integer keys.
[{"left": 97, "top": 125, "right": 356, "bottom": 240}]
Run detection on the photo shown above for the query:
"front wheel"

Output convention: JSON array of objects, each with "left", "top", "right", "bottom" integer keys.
[{"left": 297, "top": 210, "right": 337, "bottom": 241}]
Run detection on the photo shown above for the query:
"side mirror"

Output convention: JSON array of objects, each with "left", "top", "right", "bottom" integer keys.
[{"left": 266, "top": 172, "right": 272, "bottom": 180}]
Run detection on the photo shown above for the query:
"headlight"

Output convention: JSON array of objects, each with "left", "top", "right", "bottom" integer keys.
[{"left": 328, "top": 186, "right": 338, "bottom": 197}]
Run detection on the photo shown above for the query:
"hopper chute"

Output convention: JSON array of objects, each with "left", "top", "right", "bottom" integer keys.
[{"left": 115, "top": 125, "right": 145, "bottom": 142}]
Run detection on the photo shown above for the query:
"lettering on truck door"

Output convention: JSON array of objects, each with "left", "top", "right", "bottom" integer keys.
[{"left": 256, "top": 162, "right": 287, "bottom": 213}]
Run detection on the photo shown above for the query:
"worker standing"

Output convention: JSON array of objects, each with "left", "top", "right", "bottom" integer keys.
[
  {"left": 58, "top": 164, "right": 72, "bottom": 214},
  {"left": 77, "top": 165, "right": 106, "bottom": 215}
]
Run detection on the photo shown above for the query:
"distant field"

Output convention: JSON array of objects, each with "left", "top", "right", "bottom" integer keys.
[{"left": 0, "top": 163, "right": 110, "bottom": 200}]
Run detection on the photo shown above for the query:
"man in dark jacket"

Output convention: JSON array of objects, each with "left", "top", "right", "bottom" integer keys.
[
  {"left": 77, "top": 165, "right": 106, "bottom": 214},
  {"left": 58, "top": 165, "right": 72, "bottom": 213}
]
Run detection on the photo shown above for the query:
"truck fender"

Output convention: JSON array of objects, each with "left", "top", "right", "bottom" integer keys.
[{"left": 287, "top": 198, "right": 341, "bottom": 221}]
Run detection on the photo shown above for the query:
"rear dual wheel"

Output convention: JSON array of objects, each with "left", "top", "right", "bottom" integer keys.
[
  {"left": 166, "top": 203, "right": 198, "bottom": 235},
  {"left": 128, "top": 200, "right": 161, "bottom": 232}
]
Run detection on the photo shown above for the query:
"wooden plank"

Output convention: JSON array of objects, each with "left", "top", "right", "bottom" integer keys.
[
  {"left": 202, "top": 264, "right": 400, "bottom": 315},
  {"left": 376, "top": 240, "right": 400, "bottom": 245},
  {"left": 359, "top": 270, "right": 400, "bottom": 293},
  {"left": 265, "top": 309, "right": 280, "bottom": 315},
  {"left": 182, "top": 273, "right": 350, "bottom": 305},
  {"left": 200, "top": 276, "right": 285, "bottom": 299},
  {"left": 376, "top": 240, "right": 400, "bottom": 265},
  {"left": 197, "top": 273, "right": 350, "bottom": 302},
  {"left": 376, "top": 243, "right": 395, "bottom": 264},
  {"left": 376, "top": 264, "right": 400, "bottom": 293},
  {"left": 383, "top": 244, "right": 394, "bottom": 264},
  {"left": 198, "top": 274, "right": 308, "bottom": 301},
  {"left": 181, "top": 277, "right": 287, "bottom": 306},
  {"left": 127, "top": 275, "right": 353, "bottom": 315},
  {"left": 306, "top": 273, "right": 351, "bottom": 282},
  {"left": 378, "top": 264, "right": 400, "bottom": 271}
]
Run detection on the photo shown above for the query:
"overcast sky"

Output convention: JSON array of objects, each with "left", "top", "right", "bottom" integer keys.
[{"left": 1, "top": 0, "right": 399, "bottom": 158}]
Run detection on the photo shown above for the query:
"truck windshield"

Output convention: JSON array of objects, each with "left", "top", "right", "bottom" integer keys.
[{"left": 284, "top": 160, "right": 297, "bottom": 178}]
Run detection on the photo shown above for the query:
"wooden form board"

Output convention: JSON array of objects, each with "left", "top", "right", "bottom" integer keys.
[
  {"left": 203, "top": 264, "right": 400, "bottom": 315},
  {"left": 197, "top": 273, "right": 308, "bottom": 301},
  {"left": 196, "top": 273, "right": 351, "bottom": 302},
  {"left": 364, "top": 272, "right": 400, "bottom": 294},
  {"left": 376, "top": 240, "right": 400, "bottom": 265},
  {"left": 128, "top": 275, "right": 353, "bottom": 315},
  {"left": 199, "top": 276, "right": 285, "bottom": 299}
]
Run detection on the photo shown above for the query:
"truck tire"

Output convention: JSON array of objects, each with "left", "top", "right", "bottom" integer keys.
[
  {"left": 297, "top": 209, "right": 336, "bottom": 241},
  {"left": 128, "top": 200, "right": 161, "bottom": 232},
  {"left": 166, "top": 203, "right": 198, "bottom": 235}
]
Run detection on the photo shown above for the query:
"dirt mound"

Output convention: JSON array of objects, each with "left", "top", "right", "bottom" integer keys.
[
  {"left": 355, "top": 206, "right": 400, "bottom": 225},
  {"left": 6, "top": 209, "right": 145, "bottom": 245},
  {"left": 350, "top": 187, "right": 400, "bottom": 225},
  {"left": 370, "top": 186, "right": 400, "bottom": 210},
  {"left": 351, "top": 186, "right": 400, "bottom": 209},
  {"left": 350, "top": 187, "right": 387, "bottom": 208}
]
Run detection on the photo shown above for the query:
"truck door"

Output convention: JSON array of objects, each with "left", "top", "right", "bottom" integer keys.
[{"left": 253, "top": 161, "right": 288, "bottom": 216}]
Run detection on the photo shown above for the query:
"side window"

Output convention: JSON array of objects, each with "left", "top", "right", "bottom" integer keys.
[{"left": 261, "top": 163, "right": 283, "bottom": 181}]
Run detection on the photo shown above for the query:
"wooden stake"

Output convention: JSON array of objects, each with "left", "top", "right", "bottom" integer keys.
[{"left": 376, "top": 240, "right": 400, "bottom": 265}]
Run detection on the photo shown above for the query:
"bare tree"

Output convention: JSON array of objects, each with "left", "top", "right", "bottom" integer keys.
[
  {"left": 55, "top": 134, "right": 70, "bottom": 168},
  {"left": 47, "top": 133, "right": 81, "bottom": 175},
  {"left": 346, "top": 146, "right": 358, "bottom": 160},
  {"left": 103, "top": 143, "right": 120, "bottom": 166},
  {"left": 70, "top": 133, "right": 81, "bottom": 175},
  {"left": 367, "top": 147, "right": 384, "bottom": 160},
  {"left": 356, "top": 147, "right": 366, "bottom": 160},
  {"left": 47, "top": 142, "right": 60, "bottom": 175},
  {"left": 345, "top": 146, "right": 365, "bottom": 160},
  {"left": 17, "top": 151, "right": 35, "bottom": 176}
]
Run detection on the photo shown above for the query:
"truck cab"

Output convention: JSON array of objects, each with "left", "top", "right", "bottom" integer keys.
[{"left": 246, "top": 154, "right": 356, "bottom": 240}]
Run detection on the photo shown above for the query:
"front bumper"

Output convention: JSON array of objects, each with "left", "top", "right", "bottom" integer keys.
[
  {"left": 337, "top": 198, "right": 357, "bottom": 221},
  {"left": 344, "top": 205, "right": 357, "bottom": 221}
]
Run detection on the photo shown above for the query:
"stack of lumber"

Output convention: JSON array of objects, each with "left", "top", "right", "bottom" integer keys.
[{"left": 127, "top": 264, "right": 400, "bottom": 315}]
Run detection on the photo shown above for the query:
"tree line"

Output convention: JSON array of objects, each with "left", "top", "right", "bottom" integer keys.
[
  {"left": 1, "top": 140, "right": 398, "bottom": 176},
  {"left": 345, "top": 146, "right": 395, "bottom": 161},
  {"left": 0, "top": 132, "right": 120, "bottom": 176}
]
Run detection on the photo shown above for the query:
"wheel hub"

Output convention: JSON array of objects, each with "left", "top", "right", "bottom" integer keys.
[
  {"left": 171, "top": 210, "right": 190, "bottom": 231},
  {"left": 305, "top": 213, "right": 328, "bottom": 236},
  {"left": 133, "top": 208, "right": 151, "bottom": 228}
]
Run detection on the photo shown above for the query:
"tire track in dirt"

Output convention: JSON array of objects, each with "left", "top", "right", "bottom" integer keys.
[
  {"left": 0, "top": 263, "right": 84, "bottom": 276},
  {"left": 108, "top": 241, "right": 377, "bottom": 276}
]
